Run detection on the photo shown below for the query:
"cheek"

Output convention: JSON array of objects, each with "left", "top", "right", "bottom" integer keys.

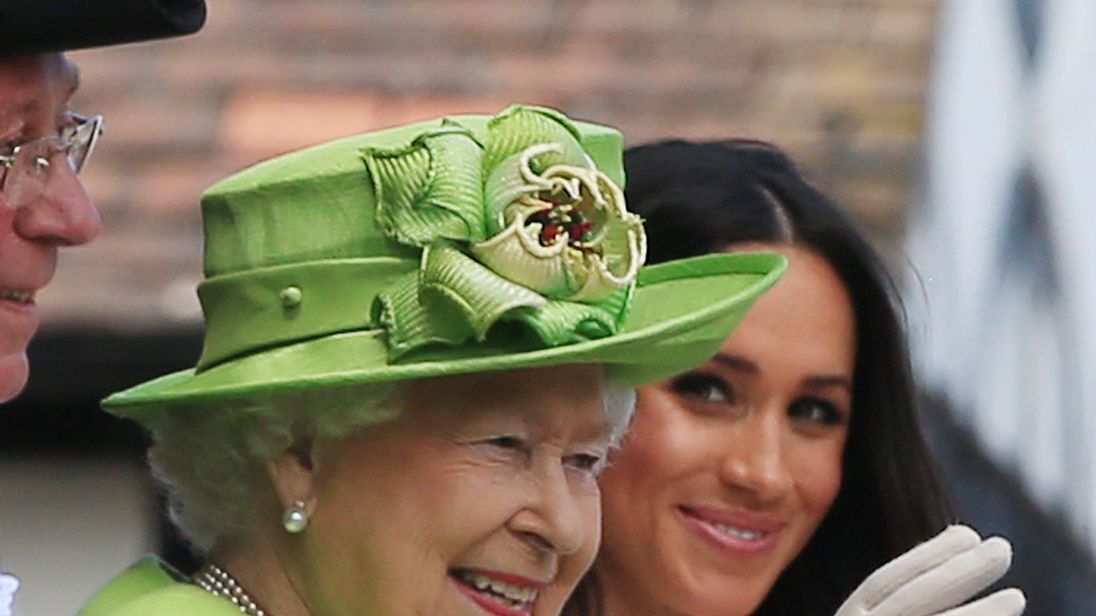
[
  {"left": 0, "top": 352, "right": 29, "bottom": 403},
  {"left": 310, "top": 444, "right": 467, "bottom": 568},
  {"left": 603, "top": 392, "right": 695, "bottom": 493},
  {"left": 537, "top": 492, "right": 601, "bottom": 614},
  {"left": 598, "top": 394, "right": 703, "bottom": 554},
  {"left": 788, "top": 436, "right": 845, "bottom": 520},
  {"left": 308, "top": 457, "right": 531, "bottom": 611},
  {"left": 572, "top": 491, "right": 602, "bottom": 568},
  {"left": 434, "top": 466, "right": 526, "bottom": 542},
  {"left": 401, "top": 457, "right": 528, "bottom": 548},
  {"left": 599, "top": 409, "right": 667, "bottom": 525},
  {"left": 310, "top": 463, "right": 414, "bottom": 569}
]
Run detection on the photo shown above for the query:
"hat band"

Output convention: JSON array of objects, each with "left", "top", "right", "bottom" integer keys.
[{"left": 196, "top": 258, "right": 418, "bottom": 370}]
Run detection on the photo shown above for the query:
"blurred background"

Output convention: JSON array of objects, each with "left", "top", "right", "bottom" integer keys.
[{"left": 2, "top": 0, "right": 1094, "bottom": 614}]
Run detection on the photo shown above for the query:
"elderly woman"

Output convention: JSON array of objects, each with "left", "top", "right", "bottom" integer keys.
[{"left": 76, "top": 106, "right": 785, "bottom": 616}]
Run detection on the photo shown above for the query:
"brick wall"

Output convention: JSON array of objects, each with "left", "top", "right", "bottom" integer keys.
[{"left": 46, "top": 0, "right": 938, "bottom": 329}]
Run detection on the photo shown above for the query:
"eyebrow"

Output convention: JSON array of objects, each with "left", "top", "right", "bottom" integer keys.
[
  {"left": 711, "top": 352, "right": 760, "bottom": 374},
  {"left": 711, "top": 352, "right": 852, "bottom": 391},
  {"left": 803, "top": 374, "right": 853, "bottom": 391},
  {"left": 0, "top": 101, "right": 32, "bottom": 138},
  {"left": 57, "top": 64, "right": 81, "bottom": 124},
  {"left": 0, "top": 66, "right": 81, "bottom": 132}
]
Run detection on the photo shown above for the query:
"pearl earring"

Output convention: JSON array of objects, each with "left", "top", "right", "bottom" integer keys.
[{"left": 282, "top": 500, "right": 309, "bottom": 534}]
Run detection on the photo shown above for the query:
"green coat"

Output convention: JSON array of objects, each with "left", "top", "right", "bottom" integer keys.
[{"left": 78, "top": 557, "right": 240, "bottom": 616}]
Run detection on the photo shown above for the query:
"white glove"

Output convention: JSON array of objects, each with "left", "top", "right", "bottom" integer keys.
[
  {"left": 0, "top": 560, "right": 18, "bottom": 616},
  {"left": 835, "top": 525, "right": 1026, "bottom": 616}
]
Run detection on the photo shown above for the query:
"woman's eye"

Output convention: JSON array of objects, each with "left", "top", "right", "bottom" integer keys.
[
  {"left": 670, "top": 372, "right": 733, "bottom": 404},
  {"left": 788, "top": 397, "right": 846, "bottom": 427},
  {"left": 484, "top": 435, "right": 526, "bottom": 451},
  {"left": 472, "top": 435, "right": 529, "bottom": 459},
  {"left": 566, "top": 453, "right": 606, "bottom": 477}
]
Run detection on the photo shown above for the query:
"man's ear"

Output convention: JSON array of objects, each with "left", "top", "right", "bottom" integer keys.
[{"left": 266, "top": 438, "right": 317, "bottom": 515}]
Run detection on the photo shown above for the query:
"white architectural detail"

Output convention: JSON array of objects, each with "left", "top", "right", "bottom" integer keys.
[{"left": 908, "top": 0, "right": 1096, "bottom": 555}]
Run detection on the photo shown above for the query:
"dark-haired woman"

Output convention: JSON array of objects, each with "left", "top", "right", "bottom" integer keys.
[{"left": 566, "top": 140, "right": 1025, "bottom": 616}]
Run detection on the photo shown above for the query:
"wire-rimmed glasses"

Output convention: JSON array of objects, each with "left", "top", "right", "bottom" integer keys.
[{"left": 0, "top": 114, "right": 103, "bottom": 210}]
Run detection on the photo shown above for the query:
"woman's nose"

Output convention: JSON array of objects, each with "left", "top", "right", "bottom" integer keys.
[
  {"left": 14, "top": 160, "right": 101, "bottom": 246},
  {"left": 718, "top": 413, "right": 793, "bottom": 502},
  {"left": 507, "top": 463, "right": 589, "bottom": 556}
]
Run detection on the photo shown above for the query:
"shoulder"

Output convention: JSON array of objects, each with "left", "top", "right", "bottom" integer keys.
[
  {"left": 78, "top": 557, "right": 239, "bottom": 616},
  {"left": 106, "top": 584, "right": 240, "bottom": 616}
]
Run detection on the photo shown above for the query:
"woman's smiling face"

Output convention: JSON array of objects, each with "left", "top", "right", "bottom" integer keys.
[
  {"left": 298, "top": 365, "right": 614, "bottom": 616},
  {"left": 595, "top": 245, "right": 856, "bottom": 616}
]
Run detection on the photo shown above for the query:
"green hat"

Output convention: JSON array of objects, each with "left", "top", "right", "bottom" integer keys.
[{"left": 104, "top": 105, "right": 785, "bottom": 420}]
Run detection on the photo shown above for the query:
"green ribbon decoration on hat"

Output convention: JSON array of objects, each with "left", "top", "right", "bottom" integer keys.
[{"left": 362, "top": 105, "right": 647, "bottom": 360}]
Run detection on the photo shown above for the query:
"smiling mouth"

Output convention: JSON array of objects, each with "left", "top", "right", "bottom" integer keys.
[
  {"left": 0, "top": 290, "right": 35, "bottom": 305},
  {"left": 677, "top": 506, "right": 782, "bottom": 554},
  {"left": 450, "top": 568, "right": 540, "bottom": 615},
  {"left": 710, "top": 523, "right": 765, "bottom": 541}
]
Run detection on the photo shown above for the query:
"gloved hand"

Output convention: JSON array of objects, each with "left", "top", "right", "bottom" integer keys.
[
  {"left": 835, "top": 525, "right": 1026, "bottom": 616},
  {"left": 0, "top": 558, "right": 19, "bottom": 616}
]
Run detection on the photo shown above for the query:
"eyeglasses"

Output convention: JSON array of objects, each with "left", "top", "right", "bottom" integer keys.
[{"left": 0, "top": 114, "right": 104, "bottom": 211}]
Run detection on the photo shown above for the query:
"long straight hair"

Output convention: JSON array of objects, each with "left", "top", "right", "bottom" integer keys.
[{"left": 566, "top": 140, "right": 952, "bottom": 615}]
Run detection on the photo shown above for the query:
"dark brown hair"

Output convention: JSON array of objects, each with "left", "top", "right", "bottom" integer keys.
[{"left": 566, "top": 139, "right": 952, "bottom": 615}]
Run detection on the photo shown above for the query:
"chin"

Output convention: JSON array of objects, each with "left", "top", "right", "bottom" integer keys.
[
  {"left": 0, "top": 352, "right": 29, "bottom": 403},
  {"left": 675, "top": 567, "right": 778, "bottom": 616},
  {"left": 698, "top": 586, "right": 768, "bottom": 616}
]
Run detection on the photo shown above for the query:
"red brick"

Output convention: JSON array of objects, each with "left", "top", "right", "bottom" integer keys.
[{"left": 40, "top": 0, "right": 939, "bottom": 330}]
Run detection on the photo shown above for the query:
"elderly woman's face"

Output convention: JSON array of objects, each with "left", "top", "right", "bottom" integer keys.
[{"left": 299, "top": 365, "right": 612, "bottom": 616}]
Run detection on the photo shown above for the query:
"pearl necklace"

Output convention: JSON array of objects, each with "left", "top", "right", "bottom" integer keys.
[{"left": 193, "top": 562, "right": 269, "bottom": 616}]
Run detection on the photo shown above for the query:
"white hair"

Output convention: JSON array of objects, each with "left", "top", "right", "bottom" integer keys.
[
  {"left": 601, "top": 381, "right": 637, "bottom": 447},
  {"left": 148, "top": 373, "right": 636, "bottom": 551},
  {"left": 148, "top": 383, "right": 402, "bottom": 550}
]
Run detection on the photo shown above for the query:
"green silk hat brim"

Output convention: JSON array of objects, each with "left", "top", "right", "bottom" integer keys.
[{"left": 103, "top": 252, "right": 786, "bottom": 421}]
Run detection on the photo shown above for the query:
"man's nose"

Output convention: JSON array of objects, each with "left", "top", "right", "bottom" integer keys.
[{"left": 14, "top": 158, "right": 101, "bottom": 246}]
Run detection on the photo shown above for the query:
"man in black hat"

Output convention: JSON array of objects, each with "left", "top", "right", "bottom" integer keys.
[{"left": 0, "top": 0, "right": 207, "bottom": 403}]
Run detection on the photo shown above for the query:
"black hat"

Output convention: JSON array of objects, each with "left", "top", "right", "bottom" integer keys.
[{"left": 0, "top": 0, "right": 207, "bottom": 56}]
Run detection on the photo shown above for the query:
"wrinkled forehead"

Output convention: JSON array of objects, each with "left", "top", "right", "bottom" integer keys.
[
  {"left": 403, "top": 365, "right": 616, "bottom": 440},
  {"left": 0, "top": 54, "right": 80, "bottom": 122}
]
